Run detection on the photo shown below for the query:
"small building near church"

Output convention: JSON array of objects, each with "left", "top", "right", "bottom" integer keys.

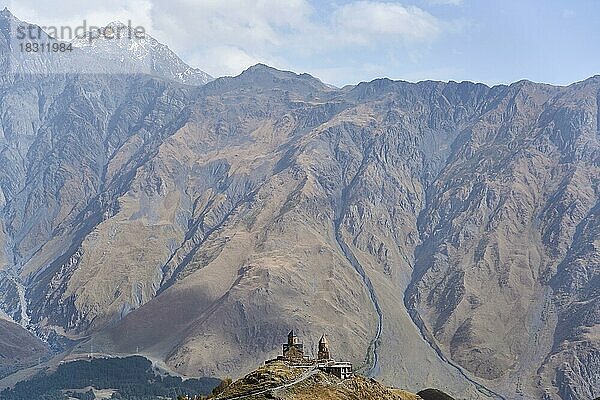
[{"left": 320, "top": 361, "right": 353, "bottom": 379}]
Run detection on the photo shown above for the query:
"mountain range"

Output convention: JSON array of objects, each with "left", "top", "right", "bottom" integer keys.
[{"left": 0, "top": 10, "right": 597, "bottom": 400}]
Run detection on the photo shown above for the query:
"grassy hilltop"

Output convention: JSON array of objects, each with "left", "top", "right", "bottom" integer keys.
[{"left": 211, "top": 361, "right": 435, "bottom": 400}]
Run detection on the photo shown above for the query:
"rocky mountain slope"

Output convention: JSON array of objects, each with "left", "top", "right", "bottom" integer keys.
[{"left": 0, "top": 11, "right": 597, "bottom": 400}]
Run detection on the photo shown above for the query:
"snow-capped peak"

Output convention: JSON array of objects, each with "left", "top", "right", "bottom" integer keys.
[{"left": 70, "top": 21, "right": 212, "bottom": 85}]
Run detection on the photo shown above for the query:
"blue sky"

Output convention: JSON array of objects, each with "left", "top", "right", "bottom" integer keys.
[{"left": 2, "top": 0, "right": 599, "bottom": 86}]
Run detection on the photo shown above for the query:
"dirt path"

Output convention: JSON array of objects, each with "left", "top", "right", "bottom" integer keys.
[{"left": 217, "top": 367, "right": 317, "bottom": 400}]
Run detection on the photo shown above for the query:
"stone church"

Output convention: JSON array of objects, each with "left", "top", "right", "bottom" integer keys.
[{"left": 268, "top": 330, "right": 353, "bottom": 379}]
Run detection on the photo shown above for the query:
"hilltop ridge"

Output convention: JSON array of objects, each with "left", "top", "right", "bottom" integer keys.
[{"left": 212, "top": 361, "right": 424, "bottom": 400}]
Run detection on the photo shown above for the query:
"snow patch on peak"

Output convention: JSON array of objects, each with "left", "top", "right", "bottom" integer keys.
[{"left": 71, "top": 22, "right": 213, "bottom": 85}]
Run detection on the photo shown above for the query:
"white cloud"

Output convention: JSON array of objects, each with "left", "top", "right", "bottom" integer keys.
[
  {"left": 4, "top": 0, "right": 154, "bottom": 37},
  {"left": 140, "top": 0, "right": 318, "bottom": 75},
  {"left": 146, "top": 0, "right": 444, "bottom": 76},
  {"left": 428, "top": 0, "right": 463, "bottom": 5},
  {"left": 190, "top": 45, "right": 273, "bottom": 77},
  {"left": 0, "top": 0, "right": 450, "bottom": 83},
  {"left": 150, "top": 0, "right": 314, "bottom": 52},
  {"left": 333, "top": 1, "right": 441, "bottom": 45}
]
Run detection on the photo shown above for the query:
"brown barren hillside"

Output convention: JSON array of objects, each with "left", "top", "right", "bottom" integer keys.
[
  {"left": 0, "top": 14, "right": 597, "bottom": 399},
  {"left": 0, "top": 318, "right": 49, "bottom": 376}
]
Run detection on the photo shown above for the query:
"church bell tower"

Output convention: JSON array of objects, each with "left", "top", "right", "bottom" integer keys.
[{"left": 318, "top": 334, "right": 331, "bottom": 360}]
